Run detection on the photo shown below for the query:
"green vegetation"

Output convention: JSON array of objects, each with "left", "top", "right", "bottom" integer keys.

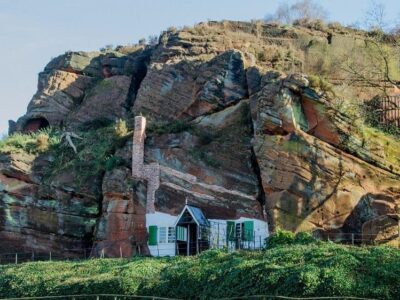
[
  {"left": 0, "top": 241, "right": 398, "bottom": 299},
  {"left": 0, "top": 120, "right": 130, "bottom": 194},
  {"left": 46, "top": 123, "right": 129, "bottom": 193},
  {"left": 147, "top": 119, "right": 193, "bottom": 135},
  {"left": 0, "top": 128, "right": 60, "bottom": 155}
]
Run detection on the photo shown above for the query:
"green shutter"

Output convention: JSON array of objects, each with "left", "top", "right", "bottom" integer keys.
[
  {"left": 148, "top": 225, "right": 158, "bottom": 245},
  {"left": 243, "top": 221, "right": 254, "bottom": 241},
  {"left": 227, "top": 221, "right": 235, "bottom": 241},
  {"left": 176, "top": 226, "right": 187, "bottom": 241}
]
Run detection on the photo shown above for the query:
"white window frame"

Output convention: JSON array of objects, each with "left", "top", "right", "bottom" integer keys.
[
  {"left": 159, "top": 226, "right": 175, "bottom": 244},
  {"left": 159, "top": 227, "right": 167, "bottom": 244}
]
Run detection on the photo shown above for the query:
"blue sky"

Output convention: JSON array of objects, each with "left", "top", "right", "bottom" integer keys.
[{"left": 0, "top": 0, "right": 399, "bottom": 136}]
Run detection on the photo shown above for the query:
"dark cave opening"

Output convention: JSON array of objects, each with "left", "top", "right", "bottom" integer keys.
[{"left": 23, "top": 117, "right": 50, "bottom": 133}]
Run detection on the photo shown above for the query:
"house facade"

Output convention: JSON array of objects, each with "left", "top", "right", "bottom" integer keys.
[{"left": 132, "top": 116, "right": 269, "bottom": 257}]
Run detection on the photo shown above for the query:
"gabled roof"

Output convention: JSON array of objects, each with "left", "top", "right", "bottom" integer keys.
[{"left": 175, "top": 205, "right": 210, "bottom": 227}]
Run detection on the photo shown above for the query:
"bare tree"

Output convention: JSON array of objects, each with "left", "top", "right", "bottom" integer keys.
[
  {"left": 364, "top": 0, "right": 387, "bottom": 31},
  {"left": 265, "top": 0, "right": 327, "bottom": 24},
  {"left": 341, "top": 1, "right": 400, "bottom": 93}
]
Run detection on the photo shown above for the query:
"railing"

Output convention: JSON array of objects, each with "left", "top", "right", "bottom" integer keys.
[
  {"left": 0, "top": 295, "right": 377, "bottom": 300},
  {"left": 373, "top": 95, "right": 400, "bottom": 127},
  {"left": 0, "top": 227, "right": 398, "bottom": 265}
]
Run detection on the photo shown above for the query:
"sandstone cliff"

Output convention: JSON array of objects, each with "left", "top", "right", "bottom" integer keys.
[{"left": 1, "top": 21, "right": 399, "bottom": 256}]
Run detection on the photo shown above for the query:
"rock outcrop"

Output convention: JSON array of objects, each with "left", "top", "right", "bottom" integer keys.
[{"left": 1, "top": 21, "right": 399, "bottom": 256}]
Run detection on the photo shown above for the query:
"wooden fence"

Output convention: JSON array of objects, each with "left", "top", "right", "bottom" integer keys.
[{"left": 378, "top": 95, "right": 400, "bottom": 127}]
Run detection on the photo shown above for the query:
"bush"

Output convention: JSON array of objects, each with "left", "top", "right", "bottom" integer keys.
[
  {"left": 266, "top": 229, "right": 317, "bottom": 248},
  {"left": 308, "top": 75, "right": 335, "bottom": 95},
  {"left": 0, "top": 128, "right": 60, "bottom": 155},
  {"left": 0, "top": 243, "right": 398, "bottom": 299},
  {"left": 147, "top": 119, "right": 193, "bottom": 135},
  {"left": 114, "top": 119, "right": 129, "bottom": 137},
  {"left": 36, "top": 133, "right": 49, "bottom": 152}
]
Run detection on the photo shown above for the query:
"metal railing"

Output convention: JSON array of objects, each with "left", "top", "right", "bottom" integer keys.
[{"left": 0, "top": 229, "right": 398, "bottom": 265}]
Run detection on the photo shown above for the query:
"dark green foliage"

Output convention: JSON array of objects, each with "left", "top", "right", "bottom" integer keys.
[
  {"left": 46, "top": 124, "right": 129, "bottom": 195},
  {"left": 147, "top": 119, "right": 193, "bottom": 135},
  {"left": 266, "top": 229, "right": 317, "bottom": 248},
  {"left": 189, "top": 148, "right": 221, "bottom": 169},
  {"left": 0, "top": 243, "right": 398, "bottom": 299}
]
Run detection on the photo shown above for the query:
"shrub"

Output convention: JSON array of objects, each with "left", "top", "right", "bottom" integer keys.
[
  {"left": 0, "top": 128, "right": 60, "bottom": 155},
  {"left": 36, "top": 133, "right": 49, "bottom": 152},
  {"left": 114, "top": 119, "right": 129, "bottom": 137},
  {"left": 147, "top": 119, "right": 193, "bottom": 135},
  {"left": 308, "top": 75, "right": 334, "bottom": 95},
  {"left": 266, "top": 229, "right": 317, "bottom": 248},
  {"left": 266, "top": 228, "right": 296, "bottom": 247},
  {"left": 0, "top": 243, "right": 398, "bottom": 299}
]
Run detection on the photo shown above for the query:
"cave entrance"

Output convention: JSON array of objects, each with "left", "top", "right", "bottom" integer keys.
[{"left": 23, "top": 117, "right": 49, "bottom": 133}]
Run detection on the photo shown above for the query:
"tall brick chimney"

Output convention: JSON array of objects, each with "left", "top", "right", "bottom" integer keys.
[{"left": 132, "top": 116, "right": 146, "bottom": 178}]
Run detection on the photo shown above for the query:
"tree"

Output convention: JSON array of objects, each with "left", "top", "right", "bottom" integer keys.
[
  {"left": 265, "top": 0, "right": 327, "bottom": 25},
  {"left": 341, "top": 1, "right": 400, "bottom": 93},
  {"left": 364, "top": 0, "right": 387, "bottom": 31}
]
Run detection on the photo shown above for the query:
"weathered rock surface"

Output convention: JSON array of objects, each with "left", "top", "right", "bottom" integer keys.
[
  {"left": 2, "top": 21, "right": 400, "bottom": 256},
  {"left": 251, "top": 72, "right": 400, "bottom": 236},
  {"left": 0, "top": 153, "right": 98, "bottom": 255}
]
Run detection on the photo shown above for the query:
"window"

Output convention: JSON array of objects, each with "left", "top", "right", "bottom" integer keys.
[
  {"left": 177, "top": 226, "right": 187, "bottom": 241},
  {"left": 168, "top": 227, "right": 176, "bottom": 243},
  {"left": 159, "top": 227, "right": 167, "bottom": 243},
  {"left": 226, "top": 221, "right": 254, "bottom": 242},
  {"left": 159, "top": 227, "right": 175, "bottom": 244}
]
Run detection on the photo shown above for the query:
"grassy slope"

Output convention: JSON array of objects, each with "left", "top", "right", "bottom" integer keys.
[{"left": 0, "top": 243, "right": 399, "bottom": 299}]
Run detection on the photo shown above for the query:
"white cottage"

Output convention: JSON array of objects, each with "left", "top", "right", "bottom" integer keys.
[{"left": 132, "top": 116, "right": 269, "bottom": 257}]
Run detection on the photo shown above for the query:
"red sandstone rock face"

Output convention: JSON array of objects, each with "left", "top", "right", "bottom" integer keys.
[
  {"left": 2, "top": 21, "right": 400, "bottom": 256},
  {"left": 93, "top": 167, "right": 149, "bottom": 257},
  {"left": 67, "top": 76, "right": 131, "bottom": 125},
  {"left": 0, "top": 153, "right": 98, "bottom": 256},
  {"left": 133, "top": 50, "right": 248, "bottom": 120}
]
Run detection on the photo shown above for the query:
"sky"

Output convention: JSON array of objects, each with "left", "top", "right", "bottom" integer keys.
[{"left": 0, "top": 0, "right": 399, "bottom": 136}]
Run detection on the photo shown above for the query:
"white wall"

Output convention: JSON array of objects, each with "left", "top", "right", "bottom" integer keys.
[
  {"left": 146, "top": 212, "right": 270, "bottom": 256},
  {"left": 146, "top": 211, "right": 177, "bottom": 257},
  {"left": 209, "top": 217, "right": 269, "bottom": 250}
]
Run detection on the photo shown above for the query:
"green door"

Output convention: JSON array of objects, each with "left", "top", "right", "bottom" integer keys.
[{"left": 227, "top": 221, "right": 235, "bottom": 241}]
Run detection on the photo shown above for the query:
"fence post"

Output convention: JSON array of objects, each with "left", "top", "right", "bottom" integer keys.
[
  {"left": 217, "top": 223, "right": 220, "bottom": 249},
  {"left": 49, "top": 251, "right": 52, "bottom": 261},
  {"left": 351, "top": 233, "right": 354, "bottom": 246},
  {"left": 32, "top": 250, "right": 34, "bottom": 261},
  {"left": 120, "top": 246, "right": 122, "bottom": 258},
  {"left": 15, "top": 253, "right": 18, "bottom": 264},
  {"left": 398, "top": 218, "right": 400, "bottom": 249},
  {"left": 101, "top": 248, "right": 104, "bottom": 259}
]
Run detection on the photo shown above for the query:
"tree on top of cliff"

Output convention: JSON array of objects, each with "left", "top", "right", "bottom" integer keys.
[{"left": 265, "top": 0, "right": 328, "bottom": 25}]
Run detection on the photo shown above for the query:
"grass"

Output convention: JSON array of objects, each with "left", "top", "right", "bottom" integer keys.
[
  {"left": 0, "top": 128, "right": 60, "bottom": 155},
  {"left": 0, "top": 241, "right": 398, "bottom": 299}
]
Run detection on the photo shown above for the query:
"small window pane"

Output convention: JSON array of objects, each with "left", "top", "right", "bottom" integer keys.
[
  {"left": 168, "top": 227, "right": 175, "bottom": 243},
  {"left": 159, "top": 227, "right": 167, "bottom": 243}
]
